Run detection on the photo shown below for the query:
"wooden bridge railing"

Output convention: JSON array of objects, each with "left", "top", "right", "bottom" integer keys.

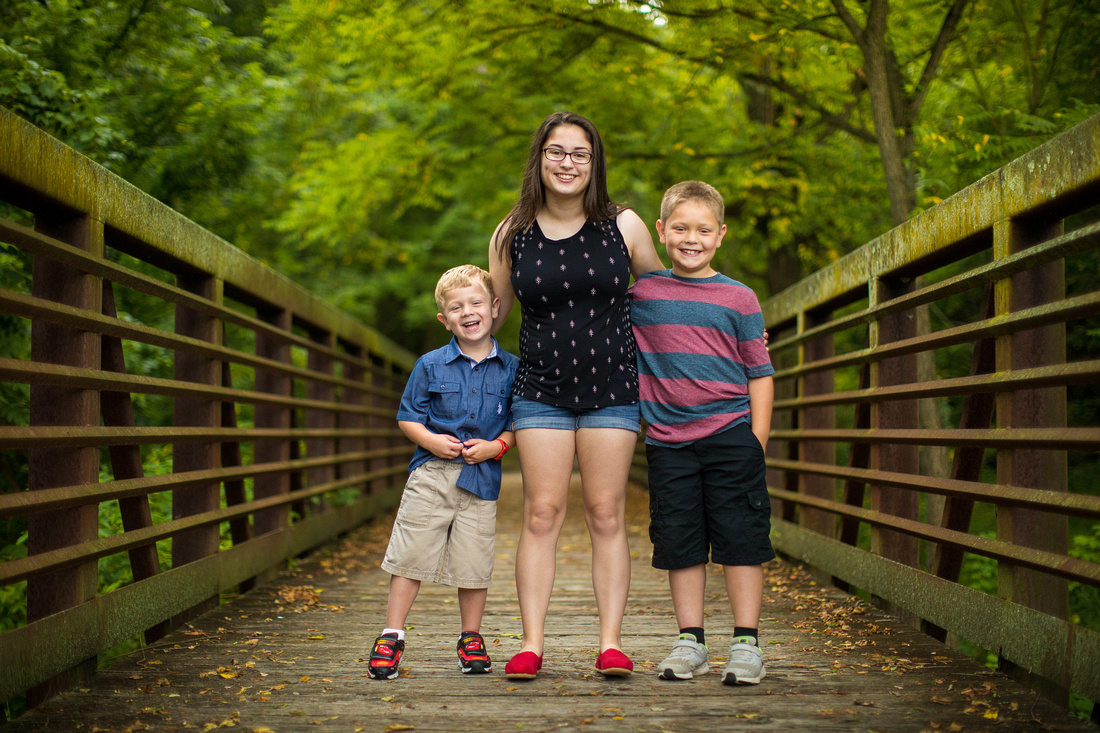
[
  {"left": 0, "top": 106, "right": 417, "bottom": 709},
  {"left": 756, "top": 113, "right": 1100, "bottom": 708}
]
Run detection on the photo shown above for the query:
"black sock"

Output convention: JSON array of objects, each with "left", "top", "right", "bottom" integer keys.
[
  {"left": 680, "top": 627, "right": 706, "bottom": 646},
  {"left": 733, "top": 627, "right": 759, "bottom": 645}
]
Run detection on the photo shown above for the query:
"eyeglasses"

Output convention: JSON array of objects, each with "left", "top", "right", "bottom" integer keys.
[{"left": 543, "top": 147, "right": 593, "bottom": 165}]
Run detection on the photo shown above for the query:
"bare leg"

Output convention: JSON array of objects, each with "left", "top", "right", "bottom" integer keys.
[
  {"left": 385, "top": 575, "right": 421, "bottom": 630},
  {"left": 457, "top": 587, "right": 488, "bottom": 633},
  {"left": 575, "top": 427, "right": 636, "bottom": 652},
  {"left": 668, "top": 564, "right": 707, "bottom": 630},
  {"left": 513, "top": 428, "right": 576, "bottom": 655},
  {"left": 723, "top": 564, "right": 764, "bottom": 630}
]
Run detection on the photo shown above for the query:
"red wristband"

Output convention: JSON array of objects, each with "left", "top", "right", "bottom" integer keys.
[{"left": 494, "top": 438, "right": 509, "bottom": 460}]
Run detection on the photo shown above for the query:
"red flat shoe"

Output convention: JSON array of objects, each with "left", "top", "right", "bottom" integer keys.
[
  {"left": 595, "top": 648, "right": 633, "bottom": 677},
  {"left": 505, "top": 650, "right": 543, "bottom": 679}
]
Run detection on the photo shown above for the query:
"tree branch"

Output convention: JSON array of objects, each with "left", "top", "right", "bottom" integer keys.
[
  {"left": 518, "top": 2, "right": 877, "bottom": 144},
  {"left": 103, "top": 0, "right": 153, "bottom": 64},
  {"left": 908, "top": 0, "right": 972, "bottom": 120},
  {"left": 739, "top": 71, "right": 877, "bottom": 143},
  {"left": 830, "top": 0, "right": 865, "bottom": 47}
]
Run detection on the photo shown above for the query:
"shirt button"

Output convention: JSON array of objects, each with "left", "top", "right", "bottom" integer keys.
[
  {"left": 472, "top": 388, "right": 478, "bottom": 394},
  {"left": 469, "top": 413, "right": 476, "bottom": 418}
]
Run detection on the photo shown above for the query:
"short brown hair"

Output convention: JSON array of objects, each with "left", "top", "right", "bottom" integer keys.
[
  {"left": 434, "top": 264, "right": 495, "bottom": 312},
  {"left": 660, "top": 180, "right": 725, "bottom": 225}
]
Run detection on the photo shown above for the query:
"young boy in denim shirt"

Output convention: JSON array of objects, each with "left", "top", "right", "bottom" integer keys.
[
  {"left": 631, "top": 181, "right": 775, "bottom": 685},
  {"left": 368, "top": 265, "right": 519, "bottom": 679}
]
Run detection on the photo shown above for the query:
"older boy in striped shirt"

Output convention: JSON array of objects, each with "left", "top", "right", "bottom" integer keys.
[{"left": 631, "top": 180, "right": 775, "bottom": 685}]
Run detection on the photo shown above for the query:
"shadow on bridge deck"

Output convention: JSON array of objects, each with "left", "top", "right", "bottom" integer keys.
[{"left": 3, "top": 471, "right": 1091, "bottom": 732}]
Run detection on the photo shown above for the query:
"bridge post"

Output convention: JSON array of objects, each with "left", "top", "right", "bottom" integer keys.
[
  {"left": 994, "top": 216, "right": 1070, "bottom": 701},
  {"left": 799, "top": 309, "right": 836, "bottom": 537},
  {"left": 26, "top": 211, "right": 103, "bottom": 706},
  {"left": 253, "top": 305, "right": 292, "bottom": 539},
  {"left": 868, "top": 274, "right": 920, "bottom": 622},
  {"left": 172, "top": 273, "right": 223, "bottom": 624},
  {"left": 340, "top": 345, "right": 368, "bottom": 494},
  {"left": 305, "top": 329, "right": 337, "bottom": 514},
  {"left": 371, "top": 356, "right": 400, "bottom": 494}
]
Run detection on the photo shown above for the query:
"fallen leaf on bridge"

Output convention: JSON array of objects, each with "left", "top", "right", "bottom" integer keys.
[{"left": 383, "top": 725, "right": 415, "bottom": 732}]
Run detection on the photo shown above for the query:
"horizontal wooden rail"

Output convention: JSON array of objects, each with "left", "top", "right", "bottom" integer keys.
[
  {"left": 766, "top": 458, "right": 1100, "bottom": 518},
  {"left": 768, "top": 427, "right": 1100, "bottom": 450},
  {"left": 0, "top": 447, "right": 413, "bottom": 519},
  {"left": 773, "top": 359, "right": 1100, "bottom": 408},
  {"left": 771, "top": 289, "right": 1100, "bottom": 380},
  {"left": 0, "top": 288, "right": 403, "bottom": 398},
  {"left": 767, "top": 220, "right": 1100, "bottom": 353},
  {"left": 0, "top": 356, "right": 402, "bottom": 411},
  {"left": 0, "top": 104, "right": 418, "bottom": 707}
]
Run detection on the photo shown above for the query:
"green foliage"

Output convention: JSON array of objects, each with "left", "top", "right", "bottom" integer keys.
[{"left": 1, "top": 5, "right": 1099, "bottom": 710}]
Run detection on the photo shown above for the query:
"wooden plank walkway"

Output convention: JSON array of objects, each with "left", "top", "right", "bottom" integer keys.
[{"left": 3, "top": 471, "right": 1092, "bottom": 732}]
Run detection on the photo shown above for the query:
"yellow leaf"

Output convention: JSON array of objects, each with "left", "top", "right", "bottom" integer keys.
[
  {"left": 299, "top": 675, "right": 310, "bottom": 682},
  {"left": 381, "top": 695, "right": 396, "bottom": 702},
  {"left": 218, "top": 672, "right": 238, "bottom": 679},
  {"left": 384, "top": 726, "right": 415, "bottom": 732},
  {"left": 307, "top": 635, "right": 325, "bottom": 640},
  {"left": 983, "top": 710, "right": 999, "bottom": 720}
]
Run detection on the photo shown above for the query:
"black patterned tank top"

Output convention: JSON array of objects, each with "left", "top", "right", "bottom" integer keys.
[{"left": 509, "top": 218, "right": 638, "bottom": 409}]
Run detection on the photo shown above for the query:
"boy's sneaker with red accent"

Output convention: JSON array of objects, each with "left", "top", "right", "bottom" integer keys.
[
  {"left": 457, "top": 631, "right": 492, "bottom": 674},
  {"left": 368, "top": 632, "right": 404, "bottom": 680}
]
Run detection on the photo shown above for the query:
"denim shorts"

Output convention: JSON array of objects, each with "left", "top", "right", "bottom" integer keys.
[{"left": 510, "top": 395, "right": 641, "bottom": 433}]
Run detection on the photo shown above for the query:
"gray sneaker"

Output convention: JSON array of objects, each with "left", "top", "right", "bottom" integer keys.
[
  {"left": 656, "top": 633, "right": 709, "bottom": 680},
  {"left": 722, "top": 641, "right": 765, "bottom": 685}
]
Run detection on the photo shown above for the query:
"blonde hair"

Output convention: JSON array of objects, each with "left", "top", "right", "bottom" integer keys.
[
  {"left": 434, "top": 264, "right": 495, "bottom": 312},
  {"left": 660, "top": 180, "right": 725, "bottom": 225}
]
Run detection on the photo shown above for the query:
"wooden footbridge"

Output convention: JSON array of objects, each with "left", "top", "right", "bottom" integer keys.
[
  {"left": 2, "top": 474, "right": 1094, "bottom": 733},
  {"left": 1, "top": 105, "right": 1099, "bottom": 730}
]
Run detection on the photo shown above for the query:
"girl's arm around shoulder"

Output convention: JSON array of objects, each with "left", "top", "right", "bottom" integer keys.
[
  {"left": 617, "top": 208, "right": 664, "bottom": 278},
  {"left": 488, "top": 219, "right": 515, "bottom": 334}
]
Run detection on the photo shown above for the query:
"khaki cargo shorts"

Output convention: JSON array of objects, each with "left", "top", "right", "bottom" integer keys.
[{"left": 381, "top": 460, "right": 497, "bottom": 588}]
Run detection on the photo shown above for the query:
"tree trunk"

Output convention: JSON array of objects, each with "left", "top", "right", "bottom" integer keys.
[{"left": 861, "top": 0, "right": 916, "bottom": 226}]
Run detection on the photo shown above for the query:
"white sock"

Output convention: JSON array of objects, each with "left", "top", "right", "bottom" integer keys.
[{"left": 382, "top": 627, "right": 405, "bottom": 641}]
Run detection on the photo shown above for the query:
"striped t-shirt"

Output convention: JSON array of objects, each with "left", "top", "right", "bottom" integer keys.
[{"left": 631, "top": 269, "right": 774, "bottom": 446}]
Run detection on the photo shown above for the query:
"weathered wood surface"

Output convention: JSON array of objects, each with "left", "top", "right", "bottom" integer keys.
[{"left": 4, "top": 471, "right": 1091, "bottom": 732}]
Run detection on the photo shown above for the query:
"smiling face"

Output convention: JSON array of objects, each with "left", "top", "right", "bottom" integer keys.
[
  {"left": 539, "top": 123, "right": 592, "bottom": 200},
  {"left": 436, "top": 283, "right": 499, "bottom": 354},
  {"left": 656, "top": 199, "right": 727, "bottom": 278}
]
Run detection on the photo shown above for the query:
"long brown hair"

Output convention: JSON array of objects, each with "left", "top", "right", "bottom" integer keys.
[{"left": 494, "top": 111, "right": 624, "bottom": 261}]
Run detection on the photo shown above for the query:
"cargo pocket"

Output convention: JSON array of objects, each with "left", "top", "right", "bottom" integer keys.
[{"left": 747, "top": 489, "right": 771, "bottom": 517}]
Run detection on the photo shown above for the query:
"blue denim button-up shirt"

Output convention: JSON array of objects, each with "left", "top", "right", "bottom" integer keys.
[{"left": 396, "top": 337, "right": 519, "bottom": 500}]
